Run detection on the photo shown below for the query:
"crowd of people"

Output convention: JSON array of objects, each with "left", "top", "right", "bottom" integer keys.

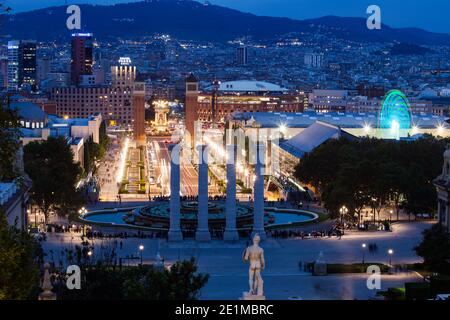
[{"left": 270, "top": 228, "right": 344, "bottom": 240}]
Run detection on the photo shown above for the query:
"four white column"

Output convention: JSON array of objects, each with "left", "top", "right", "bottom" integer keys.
[
  {"left": 168, "top": 144, "right": 183, "bottom": 242},
  {"left": 167, "top": 142, "right": 266, "bottom": 242},
  {"left": 224, "top": 144, "right": 239, "bottom": 242},
  {"left": 196, "top": 144, "right": 211, "bottom": 241},
  {"left": 252, "top": 143, "right": 267, "bottom": 240}
]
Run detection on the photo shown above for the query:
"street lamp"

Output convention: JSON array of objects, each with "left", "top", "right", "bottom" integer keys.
[
  {"left": 139, "top": 244, "right": 144, "bottom": 265},
  {"left": 361, "top": 243, "right": 367, "bottom": 264},
  {"left": 339, "top": 205, "right": 348, "bottom": 223},
  {"left": 389, "top": 209, "right": 393, "bottom": 221},
  {"left": 78, "top": 207, "right": 88, "bottom": 236},
  {"left": 388, "top": 249, "right": 394, "bottom": 266},
  {"left": 78, "top": 207, "right": 87, "bottom": 216}
]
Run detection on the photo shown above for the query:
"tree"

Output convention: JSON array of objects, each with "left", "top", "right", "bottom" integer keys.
[
  {"left": 0, "top": 98, "right": 21, "bottom": 181},
  {"left": 23, "top": 136, "right": 83, "bottom": 223},
  {"left": 0, "top": 211, "right": 42, "bottom": 300},
  {"left": 294, "top": 137, "right": 447, "bottom": 222},
  {"left": 294, "top": 138, "right": 347, "bottom": 196},
  {"left": 415, "top": 224, "right": 450, "bottom": 274},
  {"left": 54, "top": 257, "right": 209, "bottom": 300}
]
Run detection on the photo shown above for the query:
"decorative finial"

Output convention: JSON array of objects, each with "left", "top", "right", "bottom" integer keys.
[{"left": 38, "top": 263, "right": 56, "bottom": 300}]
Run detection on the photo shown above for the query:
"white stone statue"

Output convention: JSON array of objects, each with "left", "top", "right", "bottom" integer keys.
[{"left": 243, "top": 233, "right": 265, "bottom": 296}]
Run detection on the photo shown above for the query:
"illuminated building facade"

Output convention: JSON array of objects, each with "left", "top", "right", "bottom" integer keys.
[
  {"left": 7, "top": 40, "right": 37, "bottom": 91},
  {"left": 185, "top": 75, "right": 304, "bottom": 143},
  {"left": 51, "top": 57, "right": 137, "bottom": 126},
  {"left": 71, "top": 33, "right": 93, "bottom": 86}
]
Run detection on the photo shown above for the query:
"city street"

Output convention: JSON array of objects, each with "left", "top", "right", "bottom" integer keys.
[{"left": 148, "top": 135, "right": 199, "bottom": 196}]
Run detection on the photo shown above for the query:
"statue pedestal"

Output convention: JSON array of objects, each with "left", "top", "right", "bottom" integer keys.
[
  {"left": 313, "top": 261, "right": 327, "bottom": 276},
  {"left": 241, "top": 292, "right": 266, "bottom": 300}
]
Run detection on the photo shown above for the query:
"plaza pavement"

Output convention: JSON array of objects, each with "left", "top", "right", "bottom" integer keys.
[{"left": 40, "top": 220, "right": 432, "bottom": 300}]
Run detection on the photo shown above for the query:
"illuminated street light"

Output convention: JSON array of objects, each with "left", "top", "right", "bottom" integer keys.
[
  {"left": 339, "top": 206, "right": 348, "bottom": 235},
  {"left": 139, "top": 244, "right": 144, "bottom": 265},
  {"left": 388, "top": 248, "right": 394, "bottom": 266},
  {"left": 361, "top": 243, "right": 367, "bottom": 264}
]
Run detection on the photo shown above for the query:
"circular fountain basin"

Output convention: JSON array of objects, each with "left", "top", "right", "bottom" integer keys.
[{"left": 81, "top": 203, "right": 319, "bottom": 231}]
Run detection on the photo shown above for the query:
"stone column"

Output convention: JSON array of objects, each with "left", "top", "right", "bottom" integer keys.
[
  {"left": 196, "top": 145, "right": 211, "bottom": 241},
  {"left": 252, "top": 143, "right": 266, "bottom": 240},
  {"left": 168, "top": 144, "right": 183, "bottom": 242},
  {"left": 224, "top": 144, "right": 239, "bottom": 241}
]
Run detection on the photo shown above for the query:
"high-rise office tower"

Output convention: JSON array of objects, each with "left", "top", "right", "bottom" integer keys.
[
  {"left": 0, "top": 56, "right": 8, "bottom": 89},
  {"left": 7, "top": 40, "right": 37, "bottom": 91},
  {"left": 71, "top": 33, "right": 93, "bottom": 86},
  {"left": 236, "top": 46, "right": 248, "bottom": 66},
  {"left": 37, "top": 56, "right": 52, "bottom": 85},
  {"left": 7, "top": 40, "right": 20, "bottom": 91},
  {"left": 19, "top": 40, "right": 37, "bottom": 89}
]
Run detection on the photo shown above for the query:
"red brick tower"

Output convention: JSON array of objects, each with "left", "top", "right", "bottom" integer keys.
[
  {"left": 133, "top": 82, "right": 146, "bottom": 145},
  {"left": 185, "top": 73, "right": 199, "bottom": 148}
]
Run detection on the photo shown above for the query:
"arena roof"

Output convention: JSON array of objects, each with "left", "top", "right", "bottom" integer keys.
[
  {"left": 279, "top": 122, "right": 346, "bottom": 158},
  {"left": 207, "top": 80, "right": 288, "bottom": 93},
  {"left": 232, "top": 111, "right": 450, "bottom": 129}
]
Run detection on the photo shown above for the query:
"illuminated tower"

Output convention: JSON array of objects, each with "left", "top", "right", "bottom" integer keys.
[
  {"left": 185, "top": 73, "right": 199, "bottom": 148},
  {"left": 7, "top": 40, "right": 37, "bottom": 91},
  {"left": 71, "top": 33, "right": 93, "bottom": 86},
  {"left": 111, "top": 57, "right": 136, "bottom": 87},
  {"left": 133, "top": 82, "right": 146, "bottom": 145},
  {"left": 7, "top": 41, "right": 19, "bottom": 91}
]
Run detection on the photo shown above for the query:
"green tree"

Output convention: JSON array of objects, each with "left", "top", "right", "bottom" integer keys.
[
  {"left": 294, "top": 138, "right": 347, "bottom": 195},
  {"left": 0, "top": 98, "right": 21, "bottom": 181},
  {"left": 23, "top": 136, "right": 83, "bottom": 223},
  {"left": 123, "top": 258, "right": 209, "bottom": 300},
  {"left": 54, "top": 257, "right": 208, "bottom": 300},
  {"left": 415, "top": 224, "right": 450, "bottom": 274},
  {"left": 0, "top": 211, "right": 42, "bottom": 300},
  {"left": 294, "top": 137, "right": 446, "bottom": 221}
]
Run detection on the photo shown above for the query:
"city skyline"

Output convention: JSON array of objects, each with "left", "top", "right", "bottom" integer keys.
[
  {"left": 6, "top": 0, "right": 450, "bottom": 34},
  {"left": 1, "top": 0, "right": 449, "bottom": 306}
]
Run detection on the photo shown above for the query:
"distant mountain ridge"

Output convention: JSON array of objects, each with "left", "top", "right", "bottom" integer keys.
[{"left": 1, "top": 0, "right": 449, "bottom": 45}]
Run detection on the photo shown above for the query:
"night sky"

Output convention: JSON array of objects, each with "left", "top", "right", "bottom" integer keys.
[{"left": 7, "top": 0, "right": 450, "bottom": 34}]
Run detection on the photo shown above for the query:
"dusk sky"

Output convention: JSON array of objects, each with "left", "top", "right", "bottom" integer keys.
[{"left": 7, "top": 0, "right": 450, "bottom": 34}]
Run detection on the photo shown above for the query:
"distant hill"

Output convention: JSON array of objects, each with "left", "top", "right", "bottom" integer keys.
[{"left": 1, "top": 0, "right": 449, "bottom": 45}]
